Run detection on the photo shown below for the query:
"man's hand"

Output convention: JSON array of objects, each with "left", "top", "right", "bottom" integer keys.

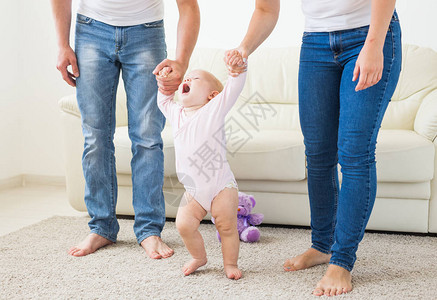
[
  {"left": 224, "top": 47, "right": 248, "bottom": 77},
  {"left": 56, "top": 46, "right": 79, "bottom": 87},
  {"left": 153, "top": 59, "right": 187, "bottom": 95},
  {"left": 353, "top": 43, "right": 384, "bottom": 92}
]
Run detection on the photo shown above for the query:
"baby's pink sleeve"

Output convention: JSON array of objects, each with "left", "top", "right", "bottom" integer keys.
[
  {"left": 157, "top": 91, "right": 180, "bottom": 124},
  {"left": 213, "top": 71, "right": 247, "bottom": 116}
]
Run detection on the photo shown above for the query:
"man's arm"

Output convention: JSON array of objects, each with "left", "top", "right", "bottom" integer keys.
[
  {"left": 50, "top": 0, "right": 79, "bottom": 87},
  {"left": 226, "top": 0, "right": 280, "bottom": 75},
  {"left": 353, "top": 0, "right": 397, "bottom": 91},
  {"left": 153, "top": 0, "right": 200, "bottom": 95}
]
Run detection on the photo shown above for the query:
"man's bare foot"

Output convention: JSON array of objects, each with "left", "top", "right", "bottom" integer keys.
[
  {"left": 224, "top": 264, "right": 242, "bottom": 280},
  {"left": 283, "top": 248, "right": 331, "bottom": 272},
  {"left": 140, "top": 236, "right": 174, "bottom": 259},
  {"left": 68, "top": 233, "right": 113, "bottom": 257},
  {"left": 313, "top": 264, "right": 352, "bottom": 297},
  {"left": 182, "top": 257, "right": 207, "bottom": 276}
]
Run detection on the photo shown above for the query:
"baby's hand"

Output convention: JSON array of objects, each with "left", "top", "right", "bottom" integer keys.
[
  {"left": 158, "top": 66, "right": 172, "bottom": 78},
  {"left": 224, "top": 49, "right": 247, "bottom": 77},
  {"left": 226, "top": 50, "right": 245, "bottom": 68}
]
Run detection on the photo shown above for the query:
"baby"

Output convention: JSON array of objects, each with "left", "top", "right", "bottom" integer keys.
[{"left": 156, "top": 50, "right": 247, "bottom": 280}]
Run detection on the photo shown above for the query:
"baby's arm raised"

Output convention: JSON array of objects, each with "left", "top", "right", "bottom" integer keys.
[
  {"left": 157, "top": 91, "right": 180, "bottom": 125},
  {"left": 214, "top": 71, "right": 248, "bottom": 116},
  {"left": 156, "top": 66, "right": 181, "bottom": 124}
]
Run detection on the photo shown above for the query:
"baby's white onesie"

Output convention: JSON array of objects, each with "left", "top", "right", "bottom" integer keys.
[{"left": 157, "top": 72, "right": 247, "bottom": 212}]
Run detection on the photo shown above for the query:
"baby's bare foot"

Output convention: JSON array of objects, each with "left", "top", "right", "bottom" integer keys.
[
  {"left": 224, "top": 264, "right": 242, "bottom": 280},
  {"left": 313, "top": 264, "right": 352, "bottom": 297},
  {"left": 182, "top": 257, "right": 207, "bottom": 276},
  {"left": 68, "top": 233, "right": 113, "bottom": 257},
  {"left": 140, "top": 236, "right": 174, "bottom": 259},
  {"left": 283, "top": 248, "right": 331, "bottom": 271}
]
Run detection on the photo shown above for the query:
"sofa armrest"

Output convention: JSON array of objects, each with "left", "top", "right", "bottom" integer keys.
[
  {"left": 58, "top": 95, "right": 80, "bottom": 118},
  {"left": 428, "top": 138, "right": 437, "bottom": 233},
  {"left": 414, "top": 89, "right": 437, "bottom": 142},
  {"left": 58, "top": 94, "right": 129, "bottom": 127}
]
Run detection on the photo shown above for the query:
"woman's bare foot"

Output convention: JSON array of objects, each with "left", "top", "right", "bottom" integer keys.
[
  {"left": 283, "top": 248, "right": 331, "bottom": 271},
  {"left": 182, "top": 257, "right": 207, "bottom": 276},
  {"left": 68, "top": 233, "right": 113, "bottom": 257},
  {"left": 224, "top": 264, "right": 242, "bottom": 280},
  {"left": 313, "top": 264, "right": 352, "bottom": 297},
  {"left": 140, "top": 236, "right": 174, "bottom": 259}
]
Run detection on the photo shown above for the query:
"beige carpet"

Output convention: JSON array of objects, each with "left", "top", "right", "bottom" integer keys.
[{"left": 1, "top": 216, "right": 436, "bottom": 299}]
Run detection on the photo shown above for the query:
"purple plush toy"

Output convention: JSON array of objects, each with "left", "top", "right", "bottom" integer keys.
[{"left": 212, "top": 191, "right": 264, "bottom": 243}]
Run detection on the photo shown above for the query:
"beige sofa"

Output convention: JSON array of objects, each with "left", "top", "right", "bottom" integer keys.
[{"left": 59, "top": 45, "right": 437, "bottom": 233}]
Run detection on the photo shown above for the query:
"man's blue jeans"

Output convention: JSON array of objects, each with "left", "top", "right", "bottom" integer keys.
[
  {"left": 298, "top": 12, "right": 402, "bottom": 271},
  {"left": 74, "top": 14, "right": 167, "bottom": 244}
]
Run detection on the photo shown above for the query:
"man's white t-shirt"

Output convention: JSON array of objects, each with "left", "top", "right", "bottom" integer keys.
[
  {"left": 77, "top": 0, "right": 164, "bottom": 27},
  {"left": 302, "top": 0, "right": 371, "bottom": 32}
]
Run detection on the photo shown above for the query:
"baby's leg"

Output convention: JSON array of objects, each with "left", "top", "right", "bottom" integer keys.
[
  {"left": 176, "top": 192, "right": 208, "bottom": 276},
  {"left": 211, "top": 187, "right": 241, "bottom": 280}
]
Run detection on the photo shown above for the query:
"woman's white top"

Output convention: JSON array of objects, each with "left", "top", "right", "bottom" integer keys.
[
  {"left": 77, "top": 0, "right": 164, "bottom": 27},
  {"left": 302, "top": 0, "right": 371, "bottom": 32}
]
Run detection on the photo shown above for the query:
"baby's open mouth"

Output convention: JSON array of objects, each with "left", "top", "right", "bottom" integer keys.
[{"left": 182, "top": 83, "right": 191, "bottom": 94}]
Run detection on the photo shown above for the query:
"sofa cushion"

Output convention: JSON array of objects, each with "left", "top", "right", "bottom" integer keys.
[
  {"left": 114, "top": 126, "right": 306, "bottom": 181},
  {"left": 373, "top": 130, "right": 434, "bottom": 182},
  {"left": 114, "top": 127, "right": 434, "bottom": 183},
  {"left": 225, "top": 130, "right": 306, "bottom": 181}
]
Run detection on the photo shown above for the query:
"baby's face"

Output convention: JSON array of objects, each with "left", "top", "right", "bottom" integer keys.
[{"left": 178, "top": 70, "right": 217, "bottom": 108}]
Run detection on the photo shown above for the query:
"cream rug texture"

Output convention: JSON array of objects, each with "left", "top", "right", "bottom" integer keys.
[{"left": 1, "top": 216, "right": 436, "bottom": 299}]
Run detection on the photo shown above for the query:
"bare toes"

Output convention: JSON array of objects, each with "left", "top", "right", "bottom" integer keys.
[
  {"left": 235, "top": 271, "right": 242, "bottom": 280},
  {"left": 330, "top": 288, "right": 337, "bottom": 297},
  {"left": 313, "top": 288, "right": 324, "bottom": 296},
  {"left": 163, "top": 249, "right": 174, "bottom": 258},
  {"left": 72, "top": 249, "right": 86, "bottom": 257},
  {"left": 183, "top": 268, "right": 191, "bottom": 276},
  {"left": 149, "top": 251, "right": 161, "bottom": 259},
  {"left": 70, "top": 248, "right": 81, "bottom": 256},
  {"left": 283, "top": 260, "right": 296, "bottom": 271}
]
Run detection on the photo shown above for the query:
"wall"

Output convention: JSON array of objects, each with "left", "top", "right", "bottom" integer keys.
[
  {"left": 0, "top": 0, "right": 23, "bottom": 180},
  {"left": 1, "top": 0, "right": 436, "bottom": 180},
  {"left": 163, "top": 0, "right": 437, "bottom": 50}
]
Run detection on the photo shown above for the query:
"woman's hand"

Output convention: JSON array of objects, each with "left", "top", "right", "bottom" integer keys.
[
  {"left": 353, "top": 42, "right": 384, "bottom": 92},
  {"left": 224, "top": 47, "right": 248, "bottom": 77}
]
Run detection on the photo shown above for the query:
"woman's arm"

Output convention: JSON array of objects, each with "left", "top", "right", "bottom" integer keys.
[
  {"left": 353, "top": 0, "right": 397, "bottom": 91},
  {"left": 225, "top": 0, "right": 280, "bottom": 75},
  {"left": 239, "top": 0, "right": 280, "bottom": 57}
]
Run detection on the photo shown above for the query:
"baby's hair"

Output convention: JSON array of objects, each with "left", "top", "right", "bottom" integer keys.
[
  {"left": 211, "top": 75, "right": 224, "bottom": 93},
  {"left": 204, "top": 71, "right": 223, "bottom": 93},
  {"left": 186, "top": 69, "right": 224, "bottom": 95}
]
